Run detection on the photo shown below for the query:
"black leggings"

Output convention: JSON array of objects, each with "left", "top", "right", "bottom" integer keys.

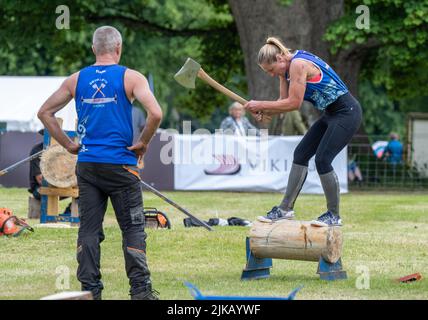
[{"left": 294, "top": 93, "right": 362, "bottom": 174}]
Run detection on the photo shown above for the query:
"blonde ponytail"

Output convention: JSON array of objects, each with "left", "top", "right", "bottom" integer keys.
[{"left": 257, "top": 36, "right": 291, "bottom": 65}]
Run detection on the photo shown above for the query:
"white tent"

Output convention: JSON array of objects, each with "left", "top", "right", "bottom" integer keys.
[{"left": 0, "top": 76, "right": 77, "bottom": 132}]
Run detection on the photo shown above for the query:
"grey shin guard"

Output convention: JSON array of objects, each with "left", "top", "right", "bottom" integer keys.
[
  {"left": 319, "top": 170, "right": 340, "bottom": 216},
  {"left": 279, "top": 163, "right": 308, "bottom": 211}
]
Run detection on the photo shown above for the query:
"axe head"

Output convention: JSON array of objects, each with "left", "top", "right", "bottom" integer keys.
[{"left": 174, "top": 58, "right": 201, "bottom": 89}]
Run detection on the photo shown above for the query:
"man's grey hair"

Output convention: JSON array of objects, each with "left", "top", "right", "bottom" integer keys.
[{"left": 92, "top": 26, "right": 122, "bottom": 55}]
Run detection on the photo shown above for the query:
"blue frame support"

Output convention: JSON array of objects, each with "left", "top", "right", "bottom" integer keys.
[
  {"left": 241, "top": 237, "right": 272, "bottom": 280},
  {"left": 240, "top": 237, "right": 347, "bottom": 281},
  {"left": 39, "top": 129, "right": 79, "bottom": 224},
  {"left": 317, "top": 257, "right": 347, "bottom": 281}
]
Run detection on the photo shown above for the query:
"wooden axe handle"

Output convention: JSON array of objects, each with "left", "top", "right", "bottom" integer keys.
[
  {"left": 197, "top": 68, "right": 248, "bottom": 105},
  {"left": 197, "top": 68, "right": 272, "bottom": 124}
]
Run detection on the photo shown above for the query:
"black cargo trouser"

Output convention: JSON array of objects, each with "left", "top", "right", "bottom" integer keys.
[{"left": 76, "top": 162, "right": 151, "bottom": 299}]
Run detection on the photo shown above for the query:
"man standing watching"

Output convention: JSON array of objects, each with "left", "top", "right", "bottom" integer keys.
[{"left": 38, "top": 26, "right": 163, "bottom": 300}]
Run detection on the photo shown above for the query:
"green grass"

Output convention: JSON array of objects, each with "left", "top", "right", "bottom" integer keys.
[{"left": 0, "top": 188, "right": 427, "bottom": 300}]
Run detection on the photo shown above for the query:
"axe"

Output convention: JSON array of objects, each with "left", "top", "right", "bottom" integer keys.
[{"left": 174, "top": 58, "right": 271, "bottom": 123}]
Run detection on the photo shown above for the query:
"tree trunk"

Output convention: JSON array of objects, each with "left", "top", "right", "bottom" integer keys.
[{"left": 228, "top": 0, "right": 364, "bottom": 133}]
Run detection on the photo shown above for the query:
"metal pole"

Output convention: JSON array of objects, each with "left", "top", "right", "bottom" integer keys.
[
  {"left": 0, "top": 149, "right": 44, "bottom": 177},
  {"left": 140, "top": 180, "right": 213, "bottom": 231}
]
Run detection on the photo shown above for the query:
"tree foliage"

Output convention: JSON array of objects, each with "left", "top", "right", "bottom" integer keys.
[
  {"left": 323, "top": 0, "right": 428, "bottom": 135},
  {"left": 0, "top": 0, "right": 240, "bottom": 130},
  {"left": 325, "top": 0, "right": 428, "bottom": 100},
  {"left": 0, "top": 0, "right": 426, "bottom": 135},
  {"left": 358, "top": 80, "right": 402, "bottom": 137}
]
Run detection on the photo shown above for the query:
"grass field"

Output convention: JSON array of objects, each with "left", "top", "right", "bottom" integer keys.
[{"left": 0, "top": 188, "right": 427, "bottom": 300}]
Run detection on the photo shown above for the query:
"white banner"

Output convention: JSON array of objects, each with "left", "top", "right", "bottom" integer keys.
[{"left": 173, "top": 134, "right": 348, "bottom": 193}]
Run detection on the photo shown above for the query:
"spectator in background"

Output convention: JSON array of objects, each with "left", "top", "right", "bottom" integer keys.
[
  {"left": 348, "top": 154, "right": 363, "bottom": 185},
  {"left": 220, "top": 102, "right": 259, "bottom": 136},
  {"left": 272, "top": 110, "right": 307, "bottom": 136},
  {"left": 383, "top": 132, "right": 403, "bottom": 165},
  {"left": 132, "top": 105, "right": 146, "bottom": 144},
  {"left": 28, "top": 129, "right": 44, "bottom": 201}
]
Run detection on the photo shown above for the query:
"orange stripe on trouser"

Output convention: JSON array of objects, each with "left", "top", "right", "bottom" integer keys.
[
  {"left": 127, "top": 246, "right": 145, "bottom": 254},
  {"left": 123, "top": 166, "right": 141, "bottom": 180}
]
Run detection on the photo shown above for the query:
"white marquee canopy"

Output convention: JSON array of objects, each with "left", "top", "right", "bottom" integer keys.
[{"left": 0, "top": 76, "right": 77, "bottom": 132}]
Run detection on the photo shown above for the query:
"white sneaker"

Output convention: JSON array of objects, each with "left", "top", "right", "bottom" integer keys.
[
  {"left": 310, "top": 211, "right": 342, "bottom": 227},
  {"left": 257, "top": 206, "right": 295, "bottom": 223}
]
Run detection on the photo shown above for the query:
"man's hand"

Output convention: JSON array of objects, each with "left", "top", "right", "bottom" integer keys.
[
  {"left": 66, "top": 141, "right": 80, "bottom": 155},
  {"left": 128, "top": 142, "right": 148, "bottom": 169},
  {"left": 127, "top": 141, "right": 148, "bottom": 158}
]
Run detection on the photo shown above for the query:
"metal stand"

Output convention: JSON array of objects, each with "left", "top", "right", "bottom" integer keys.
[
  {"left": 241, "top": 237, "right": 347, "bottom": 281},
  {"left": 317, "top": 257, "right": 347, "bottom": 281},
  {"left": 241, "top": 237, "right": 272, "bottom": 280}
]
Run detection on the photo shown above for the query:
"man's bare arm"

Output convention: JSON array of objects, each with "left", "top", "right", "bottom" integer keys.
[
  {"left": 127, "top": 70, "right": 162, "bottom": 150},
  {"left": 37, "top": 73, "right": 79, "bottom": 154}
]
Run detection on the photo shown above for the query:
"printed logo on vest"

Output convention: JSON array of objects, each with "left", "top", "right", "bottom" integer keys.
[{"left": 81, "top": 79, "right": 118, "bottom": 105}]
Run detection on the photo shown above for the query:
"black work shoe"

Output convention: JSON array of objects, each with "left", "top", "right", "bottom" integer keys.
[
  {"left": 91, "top": 291, "right": 102, "bottom": 300},
  {"left": 131, "top": 289, "right": 160, "bottom": 300}
]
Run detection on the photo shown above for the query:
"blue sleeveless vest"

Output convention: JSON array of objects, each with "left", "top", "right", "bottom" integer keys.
[
  {"left": 288, "top": 50, "right": 348, "bottom": 110},
  {"left": 75, "top": 64, "right": 137, "bottom": 165}
]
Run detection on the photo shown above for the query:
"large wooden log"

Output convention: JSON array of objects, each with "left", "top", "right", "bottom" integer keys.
[
  {"left": 40, "top": 144, "right": 77, "bottom": 188},
  {"left": 249, "top": 220, "right": 343, "bottom": 264}
]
